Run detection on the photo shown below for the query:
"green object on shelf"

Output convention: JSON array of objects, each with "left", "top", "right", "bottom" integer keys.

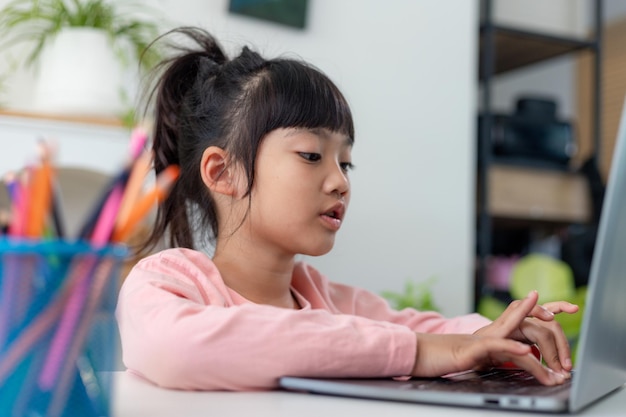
[{"left": 509, "top": 254, "right": 576, "bottom": 304}]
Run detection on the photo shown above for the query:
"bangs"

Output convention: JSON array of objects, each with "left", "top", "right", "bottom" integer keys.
[{"left": 251, "top": 60, "right": 355, "bottom": 143}]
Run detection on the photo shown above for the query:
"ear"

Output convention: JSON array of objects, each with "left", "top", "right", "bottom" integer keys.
[{"left": 200, "top": 146, "right": 239, "bottom": 196}]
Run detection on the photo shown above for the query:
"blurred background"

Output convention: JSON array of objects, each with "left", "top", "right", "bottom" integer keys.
[{"left": 0, "top": 0, "right": 625, "bottom": 321}]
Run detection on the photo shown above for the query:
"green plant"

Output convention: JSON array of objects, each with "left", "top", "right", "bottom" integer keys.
[
  {"left": 381, "top": 277, "right": 441, "bottom": 312},
  {"left": 0, "top": 0, "right": 163, "bottom": 76},
  {"left": 0, "top": 70, "right": 12, "bottom": 108}
]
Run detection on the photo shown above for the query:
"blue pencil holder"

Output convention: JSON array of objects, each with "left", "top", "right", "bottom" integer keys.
[{"left": 0, "top": 238, "right": 127, "bottom": 417}]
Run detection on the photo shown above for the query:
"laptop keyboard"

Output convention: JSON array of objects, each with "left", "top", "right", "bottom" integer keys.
[{"left": 407, "top": 369, "right": 572, "bottom": 396}]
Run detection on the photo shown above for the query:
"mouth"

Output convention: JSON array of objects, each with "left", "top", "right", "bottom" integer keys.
[
  {"left": 321, "top": 202, "right": 345, "bottom": 224},
  {"left": 323, "top": 209, "right": 340, "bottom": 220}
]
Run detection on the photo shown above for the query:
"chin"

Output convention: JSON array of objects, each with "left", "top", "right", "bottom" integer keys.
[{"left": 302, "top": 242, "right": 335, "bottom": 257}]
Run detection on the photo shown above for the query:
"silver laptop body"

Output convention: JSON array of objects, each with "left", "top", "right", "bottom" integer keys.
[{"left": 280, "top": 98, "right": 626, "bottom": 413}]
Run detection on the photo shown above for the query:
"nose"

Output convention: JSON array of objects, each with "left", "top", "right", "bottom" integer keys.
[{"left": 324, "top": 162, "right": 350, "bottom": 197}]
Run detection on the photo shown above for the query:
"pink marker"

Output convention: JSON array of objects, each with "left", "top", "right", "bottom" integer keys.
[
  {"left": 90, "top": 185, "right": 124, "bottom": 246},
  {"left": 128, "top": 126, "right": 148, "bottom": 161}
]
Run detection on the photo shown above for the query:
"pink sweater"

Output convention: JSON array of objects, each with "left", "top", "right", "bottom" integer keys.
[{"left": 115, "top": 248, "right": 490, "bottom": 391}]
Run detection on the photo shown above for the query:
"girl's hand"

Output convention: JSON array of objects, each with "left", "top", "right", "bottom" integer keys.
[
  {"left": 473, "top": 290, "right": 579, "bottom": 378},
  {"left": 410, "top": 290, "right": 578, "bottom": 385},
  {"left": 410, "top": 332, "right": 566, "bottom": 385}
]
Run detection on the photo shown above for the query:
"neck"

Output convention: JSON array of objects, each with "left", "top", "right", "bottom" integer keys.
[{"left": 212, "top": 239, "right": 297, "bottom": 309}]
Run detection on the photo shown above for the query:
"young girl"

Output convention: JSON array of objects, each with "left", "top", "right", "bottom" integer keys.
[{"left": 116, "top": 27, "right": 578, "bottom": 391}]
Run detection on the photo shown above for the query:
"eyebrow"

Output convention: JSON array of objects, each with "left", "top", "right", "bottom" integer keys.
[{"left": 289, "top": 127, "right": 353, "bottom": 147}]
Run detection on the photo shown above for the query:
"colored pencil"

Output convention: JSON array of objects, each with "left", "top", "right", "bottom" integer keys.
[
  {"left": 7, "top": 171, "right": 28, "bottom": 237},
  {"left": 25, "top": 143, "right": 54, "bottom": 238},
  {"left": 47, "top": 258, "right": 116, "bottom": 417},
  {"left": 115, "top": 150, "right": 152, "bottom": 231},
  {"left": 90, "top": 184, "right": 125, "bottom": 246},
  {"left": 112, "top": 165, "right": 180, "bottom": 243},
  {"left": 76, "top": 168, "right": 129, "bottom": 241},
  {"left": 0, "top": 272, "right": 71, "bottom": 384},
  {"left": 37, "top": 255, "right": 98, "bottom": 391}
]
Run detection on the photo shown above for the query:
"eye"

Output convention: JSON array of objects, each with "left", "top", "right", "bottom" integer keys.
[
  {"left": 299, "top": 152, "right": 321, "bottom": 162},
  {"left": 340, "top": 162, "right": 355, "bottom": 173}
]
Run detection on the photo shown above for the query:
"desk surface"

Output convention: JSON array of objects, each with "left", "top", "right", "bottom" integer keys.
[{"left": 111, "top": 371, "right": 626, "bottom": 417}]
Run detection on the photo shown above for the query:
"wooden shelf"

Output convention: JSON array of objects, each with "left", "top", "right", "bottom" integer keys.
[
  {"left": 0, "top": 109, "right": 126, "bottom": 127},
  {"left": 488, "top": 164, "right": 591, "bottom": 223},
  {"left": 479, "top": 25, "right": 596, "bottom": 77}
]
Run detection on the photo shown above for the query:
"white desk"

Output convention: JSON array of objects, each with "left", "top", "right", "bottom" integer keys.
[{"left": 111, "top": 371, "right": 626, "bottom": 417}]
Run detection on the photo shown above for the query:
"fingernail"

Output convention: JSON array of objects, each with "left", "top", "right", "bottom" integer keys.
[
  {"left": 527, "top": 290, "right": 537, "bottom": 298},
  {"left": 550, "top": 369, "right": 565, "bottom": 383},
  {"left": 564, "top": 358, "right": 572, "bottom": 369}
]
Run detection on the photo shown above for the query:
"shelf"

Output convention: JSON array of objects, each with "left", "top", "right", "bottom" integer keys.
[
  {"left": 474, "top": 0, "right": 602, "bottom": 307},
  {"left": 488, "top": 164, "right": 591, "bottom": 224},
  {"left": 479, "top": 24, "right": 597, "bottom": 78},
  {"left": 0, "top": 109, "right": 126, "bottom": 128},
  {"left": 488, "top": 156, "right": 572, "bottom": 172},
  {"left": 0, "top": 110, "right": 131, "bottom": 177}
]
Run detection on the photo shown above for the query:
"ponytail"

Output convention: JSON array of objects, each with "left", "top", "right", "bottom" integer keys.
[
  {"left": 149, "top": 27, "right": 226, "bottom": 173},
  {"left": 139, "top": 27, "right": 228, "bottom": 253}
]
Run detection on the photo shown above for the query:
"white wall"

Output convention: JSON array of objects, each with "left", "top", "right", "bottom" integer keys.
[
  {"left": 0, "top": 0, "right": 479, "bottom": 316},
  {"left": 492, "top": 0, "right": 587, "bottom": 37}
]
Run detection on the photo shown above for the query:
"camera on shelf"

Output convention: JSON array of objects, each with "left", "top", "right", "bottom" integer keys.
[{"left": 479, "top": 97, "right": 577, "bottom": 169}]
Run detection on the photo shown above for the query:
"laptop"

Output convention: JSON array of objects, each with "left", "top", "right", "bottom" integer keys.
[{"left": 279, "top": 97, "right": 626, "bottom": 413}]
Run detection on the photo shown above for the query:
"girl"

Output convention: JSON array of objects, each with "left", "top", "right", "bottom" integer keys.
[{"left": 116, "top": 27, "right": 578, "bottom": 391}]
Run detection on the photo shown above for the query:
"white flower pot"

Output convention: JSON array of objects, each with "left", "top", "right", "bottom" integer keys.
[{"left": 32, "top": 27, "right": 126, "bottom": 117}]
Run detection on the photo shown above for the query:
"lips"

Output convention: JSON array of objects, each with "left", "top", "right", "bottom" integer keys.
[{"left": 323, "top": 201, "right": 345, "bottom": 222}]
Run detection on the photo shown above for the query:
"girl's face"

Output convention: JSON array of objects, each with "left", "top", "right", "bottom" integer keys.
[{"left": 244, "top": 127, "right": 353, "bottom": 258}]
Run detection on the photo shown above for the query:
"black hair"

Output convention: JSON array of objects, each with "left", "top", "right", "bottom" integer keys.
[{"left": 139, "top": 26, "right": 354, "bottom": 253}]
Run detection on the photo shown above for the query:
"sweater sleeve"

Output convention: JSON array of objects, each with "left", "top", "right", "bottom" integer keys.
[
  {"left": 115, "top": 250, "right": 417, "bottom": 391},
  {"left": 292, "top": 263, "right": 491, "bottom": 335}
]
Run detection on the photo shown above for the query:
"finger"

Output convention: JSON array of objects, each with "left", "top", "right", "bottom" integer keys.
[
  {"left": 527, "top": 304, "right": 555, "bottom": 321},
  {"left": 506, "top": 352, "right": 567, "bottom": 386},
  {"left": 520, "top": 321, "right": 562, "bottom": 374},
  {"left": 547, "top": 321, "right": 574, "bottom": 372},
  {"left": 521, "top": 320, "right": 573, "bottom": 375},
  {"left": 542, "top": 301, "right": 579, "bottom": 315},
  {"left": 478, "top": 338, "right": 565, "bottom": 386},
  {"left": 484, "top": 290, "right": 540, "bottom": 337},
  {"left": 539, "top": 301, "right": 578, "bottom": 370}
]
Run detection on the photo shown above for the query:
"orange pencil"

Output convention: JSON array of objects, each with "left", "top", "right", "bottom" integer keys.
[
  {"left": 112, "top": 165, "right": 180, "bottom": 243},
  {"left": 115, "top": 150, "right": 152, "bottom": 230},
  {"left": 25, "top": 153, "right": 53, "bottom": 238}
]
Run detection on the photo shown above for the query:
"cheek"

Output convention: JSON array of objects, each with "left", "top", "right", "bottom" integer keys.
[
  {"left": 254, "top": 183, "right": 315, "bottom": 230},
  {"left": 251, "top": 178, "right": 303, "bottom": 215}
]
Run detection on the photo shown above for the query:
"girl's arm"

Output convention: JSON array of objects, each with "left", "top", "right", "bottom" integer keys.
[
  {"left": 294, "top": 263, "right": 491, "bottom": 334},
  {"left": 116, "top": 250, "right": 417, "bottom": 391}
]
